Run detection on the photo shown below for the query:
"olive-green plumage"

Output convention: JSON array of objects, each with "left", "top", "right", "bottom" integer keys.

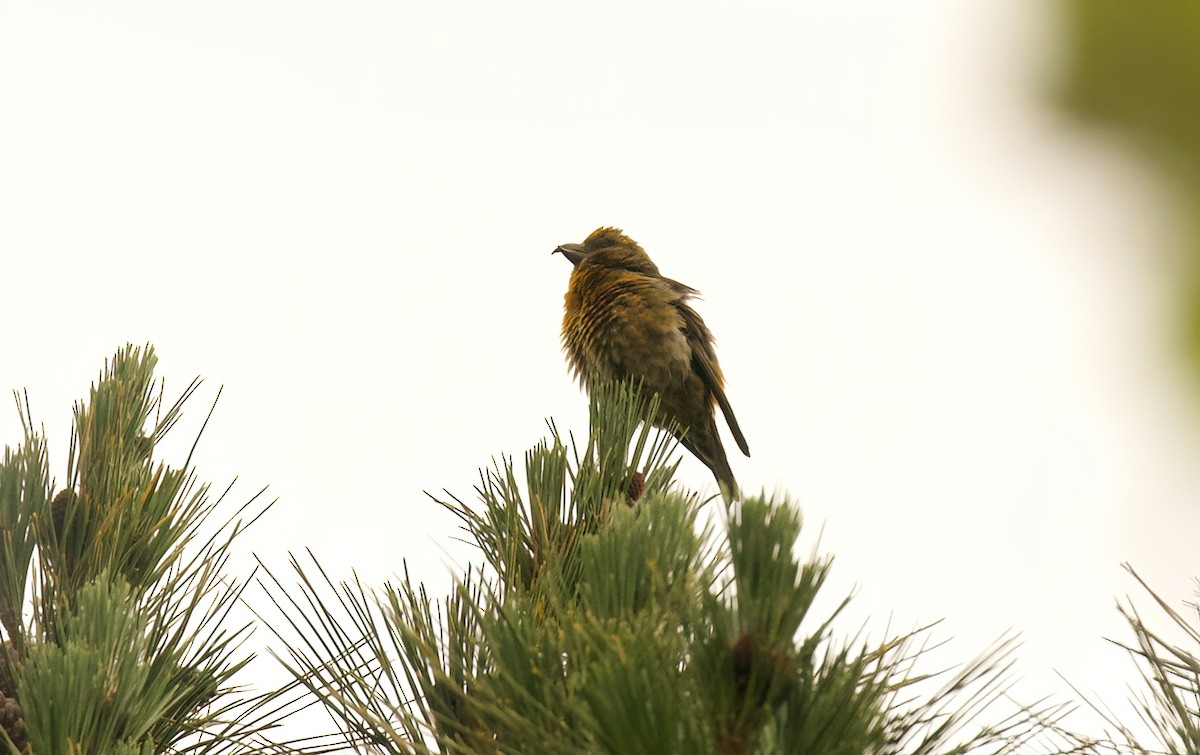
[{"left": 554, "top": 227, "right": 749, "bottom": 502}]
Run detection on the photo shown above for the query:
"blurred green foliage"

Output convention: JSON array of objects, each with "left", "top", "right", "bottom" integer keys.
[{"left": 1060, "top": 1, "right": 1200, "bottom": 378}]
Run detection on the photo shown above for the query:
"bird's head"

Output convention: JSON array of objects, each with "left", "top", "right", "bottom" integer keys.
[{"left": 553, "top": 227, "right": 660, "bottom": 276}]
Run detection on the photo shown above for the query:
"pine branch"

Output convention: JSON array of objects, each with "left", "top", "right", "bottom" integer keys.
[
  {"left": 264, "top": 381, "right": 1061, "bottom": 753},
  {"left": 2, "top": 344, "right": 307, "bottom": 753}
]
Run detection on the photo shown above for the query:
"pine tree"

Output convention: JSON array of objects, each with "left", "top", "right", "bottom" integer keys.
[
  {"left": 0, "top": 344, "right": 333, "bottom": 754},
  {"left": 23, "top": 345, "right": 1195, "bottom": 753},
  {"left": 262, "top": 382, "right": 1068, "bottom": 754}
]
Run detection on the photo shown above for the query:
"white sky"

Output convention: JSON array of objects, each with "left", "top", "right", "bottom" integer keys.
[{"left": 4, "top": 0, "right": 1200, "bottom": 744}]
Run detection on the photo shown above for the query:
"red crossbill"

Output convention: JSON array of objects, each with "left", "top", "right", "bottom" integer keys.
[{"left": 554, "top": 227, "right": 749, "bottom": 502}]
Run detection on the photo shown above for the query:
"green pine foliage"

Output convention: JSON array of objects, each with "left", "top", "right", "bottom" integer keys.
[
  {"left": 1044, "top": 567, "right": 1200, "bottom": 754},
  {"left": 13, "top": 344, "right": 1200, "bottom": 754},
  {"left": 263, "top": 382, "right": 1066, "bottom": 754},
  {"left": 0, "top": 344, "right": 329, "bottom": 754}
]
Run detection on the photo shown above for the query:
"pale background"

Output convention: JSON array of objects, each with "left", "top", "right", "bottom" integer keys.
[{"left": 3, "top": 0, "right": 1200, "bottom": 743}]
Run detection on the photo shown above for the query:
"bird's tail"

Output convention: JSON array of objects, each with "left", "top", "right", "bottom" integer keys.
[
  {"left": 716, "top": 479, "right": 738, "bottom": 506},
  {"left": 680, "top": 421, "right": 739, "bottom": 505},
  {"left": 712, "top": 457, "right": 739, "bottom": 506}
]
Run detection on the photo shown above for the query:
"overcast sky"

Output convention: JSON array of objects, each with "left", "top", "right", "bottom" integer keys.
[{"left": 4, "top": 0, "right": 1200, "bottom": 742}]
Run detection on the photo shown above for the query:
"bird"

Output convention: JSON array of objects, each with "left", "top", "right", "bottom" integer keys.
[{"left": 554, "top": 227, "right": 749, "bottom": 502}]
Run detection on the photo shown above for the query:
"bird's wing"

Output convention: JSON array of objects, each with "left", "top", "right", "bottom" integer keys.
[{"left": 678, "top": 304, "right": 750, "bottom": 457}]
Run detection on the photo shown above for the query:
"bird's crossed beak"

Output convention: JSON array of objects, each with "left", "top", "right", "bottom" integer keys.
[{"left": 553, "top": 243, "right": 587, "bottom": 266}]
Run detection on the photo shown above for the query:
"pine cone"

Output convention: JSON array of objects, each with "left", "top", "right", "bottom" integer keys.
[
  {"left": 50, "top": 488, "right": 74, "bottom": 541},
  {"left": 625, "top": 472, "right": 646, "bottom": 506},
  {"left": 0, "top": 692, "right": 27, "bottom": 752}
]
